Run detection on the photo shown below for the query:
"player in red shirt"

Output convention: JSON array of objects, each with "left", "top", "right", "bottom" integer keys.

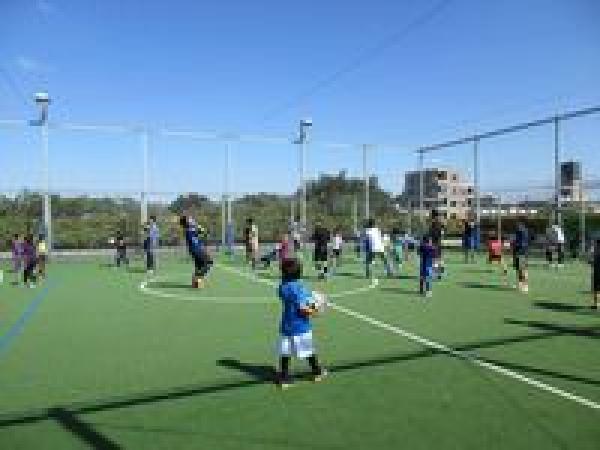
[{"left": 488, "top": 233, "right": 508, "bottom": 283}]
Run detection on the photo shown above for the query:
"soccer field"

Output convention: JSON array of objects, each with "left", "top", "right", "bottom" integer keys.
[{"left": 0, "top": 252, "right": 599, "bottom": 449}]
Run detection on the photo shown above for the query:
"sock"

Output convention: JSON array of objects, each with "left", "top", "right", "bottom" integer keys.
[
  {"left": 308, "top": 355, "right": 321, "bottom": 375},
  {"left": 280, "top": 356, "right": 291, "bottom": 379}
]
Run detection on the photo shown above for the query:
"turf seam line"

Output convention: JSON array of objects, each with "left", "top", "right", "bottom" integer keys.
[
  {"left": 221, "top": 263, "right": 600, "bottom": 411},
  {"left": 0, "top": 281, "right": 54, "bottom": 360}
]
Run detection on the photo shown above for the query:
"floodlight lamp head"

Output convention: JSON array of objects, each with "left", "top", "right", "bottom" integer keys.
[
  {"left": 34, "top": 92, "right": 50, "bottom": 105},
  {"left": 300, "top": 118, "right": 313, "bottom": 128}
]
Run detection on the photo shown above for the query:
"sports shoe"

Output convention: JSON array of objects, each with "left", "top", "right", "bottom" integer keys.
[
  {"left": 277, "top": 374, "right": 294, "bottom": 389},
  {"left": 313, "top": 369, "right": 328, "bottom": 383},
  {"left": 425, "top": 290, "right": 433, "bottom": 298}
]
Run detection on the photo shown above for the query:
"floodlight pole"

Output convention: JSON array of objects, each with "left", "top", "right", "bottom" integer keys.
[
  {"left": 473, "top": 138, "right": 480, "bottom": 226},
  {"left": 225, "top": 141, "right": 233, "bottom": 224},
  {"left": 141, "top": 130, "right": 149, "bottom": 226},
  {"left": 363, "top": 144, "right": 370, "bottom": 220},
  {"left": 554, "top": 117, "right": 561, "bottom": 225},
  {"left": 418, "top": 150, "right": 425, "bottom": 233},
  {"left": 297, "top": 119, "right": 312, "bottom": 241},
  {"left": 42, "top": 119, "right": 51, "bottom": 250},
  {"left": 35, "top": 92, "right": 51, "bottom": 251},
  {"left": 580, "top": 172, "right": 586, "bottom": 256}
]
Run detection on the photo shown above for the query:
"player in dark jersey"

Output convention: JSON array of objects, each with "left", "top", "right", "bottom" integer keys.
[
  {"left": 312, "top": 223, "right": 330, "bottom": 280},
  {"left": 429, "top": 211, "right": 445, "bottom": 280},
  {"left": 512, "top": 218, "right": 530, "bottom": 293},
  {"left": 115, "top": 230, "right": 129, "bottom": 267},
  {"left": 180, "top": 215, "right": 213, "bottom": 288}
]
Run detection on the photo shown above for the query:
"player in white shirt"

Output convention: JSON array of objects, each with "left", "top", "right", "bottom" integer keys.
[
  {"left": 331, "top": 229, "right": 343, "bottom": 274},
  {"left": 364, "top": 219, "right": 392, "bottom": 279},
  {"left": 546, "top": 223, "right": 566, "bottom": 268}
]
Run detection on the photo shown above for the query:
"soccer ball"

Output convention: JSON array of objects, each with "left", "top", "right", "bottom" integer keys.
[{"left": 311, "top": 291, "right": 328, "bottom": 313}]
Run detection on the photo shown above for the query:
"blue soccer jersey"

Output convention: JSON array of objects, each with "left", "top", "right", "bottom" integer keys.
[
  {"left": 514, "top": 224, "right": 529, "bottom": 254},
  {"left": 184, "top": 225, "right": 203, "bottom": 256},
  {"left": 278, "top": 280, "right": 312, "bottom": 336},
  {"left": 419, "top": 242, "right": 435, "bottom": 276}
]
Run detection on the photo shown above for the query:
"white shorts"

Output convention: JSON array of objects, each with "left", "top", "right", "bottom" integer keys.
[{"left": 278, "top": 331, "right": 314, "bottom": 359}]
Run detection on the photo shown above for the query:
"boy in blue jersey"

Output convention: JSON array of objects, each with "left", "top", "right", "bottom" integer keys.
[
  {"left": 419, "top": 235, "right": 436, "bottom": 298},
  {"left": 277, "top": 258, "right": 326, "bottom": 389},
  {"left": 512, "top": 218, "right": 530, "bottom": 293},
  {"left": 179, "top": 215, "right": 213, "bottom": 288}
]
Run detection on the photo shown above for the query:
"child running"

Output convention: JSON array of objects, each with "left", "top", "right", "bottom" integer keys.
[
  {"left": 276, "top": 257, "right": 327, "bottom": 389},
  {"left": 180, "top": 215, "right": 213, "bottom": 288},
  {"left": 364, "top": 219, "right": 392, "bottom": 279},
  {"left": 419, "top": 235, "right": 436, "bottom": 298}
]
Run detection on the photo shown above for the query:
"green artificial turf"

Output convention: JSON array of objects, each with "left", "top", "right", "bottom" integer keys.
[{"left": 0, "top": 250, "right": 598, "bottom": 449}]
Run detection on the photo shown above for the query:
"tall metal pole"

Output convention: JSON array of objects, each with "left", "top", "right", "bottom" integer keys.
[
  {"left": 554, "top": 117, "right": 561, "bottom": 225},
  {"left": 352, "top": 196, "right": 358, "bottom": 232},
  {"left": 497, "top": 194, "right": 502, "bottom": 240},
  {"left": 300, "top": 139, "right": 307, "bottom": 237},
  {"left": 141, "top": 130, "right": 149, "bottom": 226},
  {"left": 42, "top": 121, "right": 51, "bottom": 251},
  {"left": 363, "top": 144, "right": 370, "bottom": 220},
  {"left": 473, "top": 138, "right": 480, "bottom": 225},
  {"left": 418, "top": 150, "right": 425, "bottom": 233},
  {"left": 225, "top": 141, "right": 232, "bottom": 224},
  {"left": 580, "top": 172, "right": 586, "bottom": 256}
]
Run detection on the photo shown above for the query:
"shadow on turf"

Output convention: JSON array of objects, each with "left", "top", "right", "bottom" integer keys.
[
  {"left": 149, "top": 281, "right": 193, "bottom": 289},
  {"left": 533, "top": 301, "right": 596, "bottom": 316},
  {"left": 48, "top": 408, "right": 122, "bottom": 450},
  {"left": 460, "top": 281, "right": 512, "bottom": 292},
  {"left": 0, "top": 328, "right": 586, "bottom": 435},
  {"left": 504, "top": 318, "right": 600, "bottom": 339}
]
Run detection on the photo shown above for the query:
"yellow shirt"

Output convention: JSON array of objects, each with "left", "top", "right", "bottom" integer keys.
[{"left": 37, "top": 241, "right": 48, "bottom": 255}]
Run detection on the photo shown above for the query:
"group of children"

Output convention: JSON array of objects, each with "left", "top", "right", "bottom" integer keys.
[{"left": 9, "top": 233, "right": 48, "bottom": 287}]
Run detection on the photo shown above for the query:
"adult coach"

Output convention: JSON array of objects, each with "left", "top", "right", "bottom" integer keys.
[{"left": 512, "top": 217, "right": 530, "bottom": 293}]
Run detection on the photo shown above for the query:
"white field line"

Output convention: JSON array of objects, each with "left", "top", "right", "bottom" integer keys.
[{"left": 221, "top": 263, "right": 600, "bottom": 411}]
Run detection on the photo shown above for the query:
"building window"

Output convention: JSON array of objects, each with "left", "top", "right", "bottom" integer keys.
[
  {"left": 437, "top": 171, "right": 447, "bottom": 180},
  {"left": 452, "top": 174, "right": 457, "bottom": 181},
  {"left": 450, "top": 201, "right": 457, "bottom": 207},
  {"left": 467, "top": 199, "right": 472, "bottom": 206},
  {"left": 450, "top": 213, "right": 457, "bottom": 219}
]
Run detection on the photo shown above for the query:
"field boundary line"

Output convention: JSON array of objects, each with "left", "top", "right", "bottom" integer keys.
[
  {"left": 0, "top": 281, "right": 54, "bottom": 359},
  {"left": 222, "top": 264, "right": 600, "bottom": 411}
]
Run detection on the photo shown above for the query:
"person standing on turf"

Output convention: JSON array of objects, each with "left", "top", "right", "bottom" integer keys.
[
  {"left": 22, "top": 234, "right": 37, "bottom": 288},
  {"left": 512, "top": 218, "right": 530, "bottom": 293},
  {"left": 429, "top": 211, "right": 445, "bottom": 279},
  {"left": 591, "top": 238, "right": 600, "bottom": 310},
  {"left": 148, "top": 215, "right": 160, "bottom": 272},
  {"left": 390, "top": 227, "right": 405, "bottom": 274},
  {"left": 11, "top": 233, "right": 24, "bottom": 284},
  {"left": 245, "top": 218, "right": 259, "bottom": 270},
  {"left": 180, "top": 214, "right": 213, "bottom": 288},
  {"left": 311, "top": 222, "right": 330, "bottom": 280},
  {"left": 364, "top": 218, "right": 392, "bottom": 279},
  {"left": 36, "top": 234, "right": 48, "bottom": 280},
  {"left": 419, "top": 235, "right": 436, "bottom": 298},
  {"left": 115, "top": 230, "right": 129, "bottom": 267},
  {"left": 276, "top": 257, "right": 327, "bottom": 389},
  {"left": 462, "top": 218, "right": 477, "bottom": 264},
  {"left": 331, "top": 229, "right": 343, "bottom": 274}
]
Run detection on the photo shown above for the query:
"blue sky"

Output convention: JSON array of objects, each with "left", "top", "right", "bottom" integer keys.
[{"left": 1, "top": 0, "right": 599, "bottom": 198}]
